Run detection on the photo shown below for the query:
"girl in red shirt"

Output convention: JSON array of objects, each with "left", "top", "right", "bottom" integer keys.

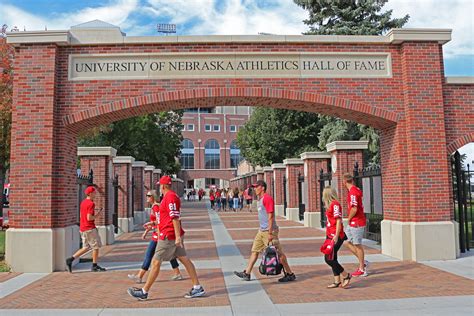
[
  {"left": 322, "top": 186, "right": 351, "bottom": 289},
  {"left": 127, "top": 190, "right": 182, "bottom": 283}
]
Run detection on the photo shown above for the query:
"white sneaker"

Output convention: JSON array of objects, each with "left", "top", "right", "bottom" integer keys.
[
  {"left": 363, "top": 260, "right": 369, "bottom": 276},
  {"left": 127, "top": 274, "right": 143, "bottom": 283},
  {"left": 171, "top": 274, "right": 184, "bottom": 281}
]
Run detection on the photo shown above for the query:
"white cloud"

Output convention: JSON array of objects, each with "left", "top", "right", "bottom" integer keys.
[{"left": 384, "top": 0, "right": 474, "bottom": 57}]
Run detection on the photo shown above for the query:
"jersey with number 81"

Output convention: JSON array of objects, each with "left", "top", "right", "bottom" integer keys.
[{"left": 159, "top": 190, "right": 184, "bottom": 240}]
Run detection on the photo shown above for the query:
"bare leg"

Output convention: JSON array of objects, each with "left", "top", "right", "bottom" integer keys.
[
  {"left": 137, "top": 269, "right": 147, "bottom": 279},
  {"left": 345, "top": 242, "right": 365, "bottom": 270},
  {"left": 72, "top": 247, "right": 90, "bottom": 259},
  {"left": 279, "top": 252, "right": 293, "bottom": 274},
  {"left": 177, "top": 256, "right": 199, "bottom": 285},
  {"left": 92, "top": 249, "right": 99, "bottom": 264},
  {"left": 143, "top": 258, "right": 162, "bottom": 292},
  {"left": 173, "top": 267, "right": 182, "bottom": 276},
  {"left": 245, "top": 251, "right": 259, "bottom": 274}
]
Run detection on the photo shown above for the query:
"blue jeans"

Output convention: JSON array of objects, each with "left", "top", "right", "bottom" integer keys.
[{"left": 141, "top": 240, "right": 179, "bottom": 271}]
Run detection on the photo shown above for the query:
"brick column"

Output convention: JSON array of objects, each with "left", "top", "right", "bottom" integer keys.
[
  {"left": 272, "top": 163, "right": 286, "bottom": 217},
  {"left": 78, "top": 147, "right": 117, "bottom": 245},
  {"left": 263, "top": 167, "right": 274, "bottom": 199},
  {"left": 143, "top": 165, "right": 154, "bottom": 222},
  {"left": 172, "top": 178, "right": 185, "bottom": 197},
  {"left": 113, "top": 156, "right": 135, "bottom": 233},
  {"left": 153, "top": 169, "right": 162, "bottom": 192},
  {"left": 326, "top": 141, "right": 367, "bottom": 219},
  {"left": 283, "top": 159, "right": 304, "bottom": 222},
  {"left": 256, "top": 167, "right": 264, "bottom": 181},
  {"left": 300, "top": 152, "right": 331, "bottom": 228},
  {"left": 132, "top": 161, "right": 147, "bottom": 225},
  {"left": 6, "top": 44, "right": 79, "bottom": 272}
]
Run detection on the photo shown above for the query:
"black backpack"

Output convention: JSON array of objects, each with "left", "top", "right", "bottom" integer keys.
[{"left": 259, "top": 245, "right": 284, "bottom": 276}]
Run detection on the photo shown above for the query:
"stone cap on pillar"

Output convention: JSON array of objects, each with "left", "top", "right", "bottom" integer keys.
[
  {"left": 271, "top": 163, "right": 286, "bottom": 169},
  {"left": 300, "top": 152, "right": 332, "bottom": 160},
  {"left": 132, "top": 161, "right": 148, "bottom": 168},
  {"left": 255, "top": 167, "right": 264, "bottom": 174},
  {"left": 78, "top": 147, "right": 117, "bottom": 157},
  {"left": 113, "top": 156, "right": 135, "bottom": 164},
  {"left": 263, "top": 167, "right": 273, "bottom": 172},
  {"left": 145, "top": 165, "right": 155, "bottom": 171},
  {"left": 172, "top": 178, "right": 184, "bottom": 183},
  {"left": 153, "top": 169, "right": 162, "bottom": 174},
  {"left": 283, "top": 158, "right": 304, "bottom": 165},
  {"left": 326, "top": 140, "right": 369, "bottom": 152}
]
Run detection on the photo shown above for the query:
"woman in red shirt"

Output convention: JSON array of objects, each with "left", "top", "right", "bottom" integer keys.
[
  {"left": 209, "top": 189, "right": 215, "bottom": 210},
  {"left": 128, "top": 190, "right": 182, "bottom": 283},
  {"left": 322, "top": 186, "right": 351, "bottom": 289}
]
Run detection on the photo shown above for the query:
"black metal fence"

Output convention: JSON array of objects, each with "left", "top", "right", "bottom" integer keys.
[
  {"left": 297, "top": 172, "right": 305, "bottom": 220},
  {"left": 318, "top": 169, "right": 332, "bottom": 228},
  {"left": 283, "top": 175, "right": 287, "bottom": 216},
  {"left": 77, "top": 169, "right": 93, "bottom": 224},
  {"left": 112, "top": 174, "right": 119, "bottom": 234},
  {"left": 451, "top": 151, "right": 473, "bottom": 252}
]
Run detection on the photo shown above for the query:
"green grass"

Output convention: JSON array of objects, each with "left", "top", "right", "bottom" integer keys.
[{"left": 0, "top": 230, "right": 8, "bottom": 272}]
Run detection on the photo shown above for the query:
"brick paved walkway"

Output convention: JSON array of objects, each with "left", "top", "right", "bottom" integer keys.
[{"left": 1, "top": 201, "right": 473, "bottom": 315}]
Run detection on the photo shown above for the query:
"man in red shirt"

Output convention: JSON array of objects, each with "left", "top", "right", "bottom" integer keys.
[
  {"left": 343, "top": 173, "right": 369, "bottom": 277},
  {"left": 127, "top": 176, "right": 205, "bottom": 300},
  {"left": 65, "top": 186, "right": 106, "bottom": 273}
]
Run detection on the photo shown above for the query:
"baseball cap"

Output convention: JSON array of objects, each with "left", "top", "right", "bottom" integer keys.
[
  {"left": 84, "top": 186, "right": 96, "bottom": 195},
  {"left": 159, "top": 175, "right": 172, "bottom": 185},
  {"left": 320, "top": 239, "right": 335, "bottom": 255},
  {"left": 251, "top": 180, "right": 267, "bottom": 190}
]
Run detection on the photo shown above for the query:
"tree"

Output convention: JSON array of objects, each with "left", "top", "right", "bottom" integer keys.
[
  {"left": 294, "top": 0, "right": 409, "bottom": 165},
  {"left": 0, "top": 25, "right": 13, "bottom": 208},
  {"left": 78, "top": 111, "right": 183, "bottom": 174},
  {"left": 237, "top": 107, "right": 323, "bottom": 166}
]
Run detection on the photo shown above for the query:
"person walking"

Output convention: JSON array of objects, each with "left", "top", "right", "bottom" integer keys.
[
  {"left": 343, "top": 173, "right": 369, "bottom": 277},
  {"left": 127, "top": 176, "right": 205, "bottom": 300},
  {"left": 209, "top": 189, "right": 215, "bottom": 210},
  {"left": 234, "top": 180, "right": 296, "bottom": 282},
  {"left": 239, "top": 189, "right": 244, "bottom": 211},
  {"left": 216, "top": 189, "right": 222, "bottom": 211},
  {"left": 244, "top": 186, "right": 253, "bottom": 212},
  {"left": 221, "top": 189, "right": 228, "bottom": 211},
  {"left": 65, "top": 186, "right": 106, "bottom": 273},
  {"left": 228, "top": 188, "right": 234, "bottom": 211},
  {"left": 322, "top": 186, "right": 351, "bottom": 288},
  {"left": 232, "top": 187, "right": 240, "bottom": 212},
  {"left": 127, "top": 190, "right": 182, "bottom": 283}
]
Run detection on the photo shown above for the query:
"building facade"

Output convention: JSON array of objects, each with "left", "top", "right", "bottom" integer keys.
[{"left": 178, "top": 106, "right": 252, "bottom": 189}]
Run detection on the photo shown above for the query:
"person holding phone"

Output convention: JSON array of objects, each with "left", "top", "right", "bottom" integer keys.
[{"left": 65, "top": 186, "right": 106, "bottom": 273}]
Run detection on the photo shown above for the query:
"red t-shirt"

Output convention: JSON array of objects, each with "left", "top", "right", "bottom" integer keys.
[
  {"left": 209, "top": 192, "right": 215, "bottom": 201},
  {"left": 347, "top": 186, "right": 366, "bottom": 227},
  {"left": 150, "top": 204, "right": 159, "bottom": 241},
  {"left": 80, "top": 198, "right": 96, "bottom": 232},
  {"left": 216, "top": 191, "right": 221, "bottom": 198},
  {"left": 158, "top": 190, "right": 185, "bottom": 240},
  {"left": 326, "top": 200, "right": 345, "bottom": 238}
]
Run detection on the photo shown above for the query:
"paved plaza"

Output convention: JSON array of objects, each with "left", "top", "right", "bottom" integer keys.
[{"left": 1, "top": 201, "right": 473, "bottom": 315}]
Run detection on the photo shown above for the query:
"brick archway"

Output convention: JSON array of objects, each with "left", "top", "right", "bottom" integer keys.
[
  {"left": 447, "top": 133, "right": 474, "bottom": 154},
  {"left": 63, "top": 88, "right": 399, "bottom": 131}
]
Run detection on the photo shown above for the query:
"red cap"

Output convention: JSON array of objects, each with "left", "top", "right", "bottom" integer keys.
[
  {"left": 159, "top": 175, "right": 172, "bottom": 185},
  {"left": 320, "top": 239, "right": 335, "bottom": 255},
  {"left": 84, "top": 186, "right": 96, "bottom": 195}
]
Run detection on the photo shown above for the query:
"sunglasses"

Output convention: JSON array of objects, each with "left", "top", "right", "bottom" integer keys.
[{"left": 146, "top": 194, "right": 152, "bottom": 197}]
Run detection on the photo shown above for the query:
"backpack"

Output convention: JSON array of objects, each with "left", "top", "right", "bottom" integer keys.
[{"left": 259, "top": 245, "right": 284, "bottom": 276}]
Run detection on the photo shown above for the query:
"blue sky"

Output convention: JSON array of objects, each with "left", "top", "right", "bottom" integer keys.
[{"left": 1, "top": 0, "right": 473, "bottom": 76}]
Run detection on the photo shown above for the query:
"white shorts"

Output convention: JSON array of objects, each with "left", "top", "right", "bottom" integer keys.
[{"left": 346, "top": 226, "right": 365, "bottom": 245}]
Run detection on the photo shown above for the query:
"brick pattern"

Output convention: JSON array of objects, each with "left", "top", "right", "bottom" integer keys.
[
  {"left": 273, "top": 168, "right": 286, "bottom": 206},
  {"left": 114, "top": 163, "right": 133, "bottom": 218},
  {"left": 132, "top": 166, "right": 145, "bottom": 213},
  {"left": 303, "top": 158, "right": 330, "bottom": 213},
  {"left": 263, "top": 170, "right": 274, "bottom": 199},
  {"left": 286, "top": 164, "right": 304, "bottom": 209}
]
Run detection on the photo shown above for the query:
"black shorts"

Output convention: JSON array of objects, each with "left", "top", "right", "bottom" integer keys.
[{"left": 246, "top": 199, "right": 252, "bottom": 205}]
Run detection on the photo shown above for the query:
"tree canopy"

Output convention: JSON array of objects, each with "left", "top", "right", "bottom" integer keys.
[{"left": 0, "top": 27, "right": 13, "bottom": 176}]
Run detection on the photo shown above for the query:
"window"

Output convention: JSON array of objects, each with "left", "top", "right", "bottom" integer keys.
[
  {"left": 205, "top": 178, "right": 218, "bottom": 188},
  {"left": 205, "top": 139, "right": 220, "bottom": 169},
  {"left": 230, "top": 140, "right": 243, "bottom": 168},
  {"left": 213, "top": 124, "right": 220, "bottom": 132},
  {"left": 180, "top": 139, "right": 194, "bottom": 169},
  {"left": 205, "top": 124, "right": 211, "bottom": 132},
  {"left": 229, "top": 125, "right": 237, "bottom": 132},
  {"left": 186, "top": 124, "right": 194, "bottom": 131}
]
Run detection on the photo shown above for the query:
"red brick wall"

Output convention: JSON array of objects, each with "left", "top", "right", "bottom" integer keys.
[
  {"left": 144, "top": 170, "right": 153, "bottom": 192},
  {"left": 7, "top": 40, "right": 474, "bottom": 230},
  {"left": 273, "top": 168, "right": 285, "bottom": 205},
  {"left": 114, "top": 164, "right": 132, "bottom": 218},
  {"left": 132, "top": 167, "right": 145, "bottom": 213},
  {"left": 264, "top": 171, "right": 274, "bottom": 198},
  {"left": 286, "top": 164, "right": 304, "bottom": 208}
]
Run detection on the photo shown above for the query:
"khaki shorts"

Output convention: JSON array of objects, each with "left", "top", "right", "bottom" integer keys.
[
  {"left": 154, "top": 238, "right": 187, "bottom": 262},
  {"left": 251, "top": 230, "right": 283, "bottom": 253},
  {"left": 80, "top": 228, "right": 102, "bottom": 250}
]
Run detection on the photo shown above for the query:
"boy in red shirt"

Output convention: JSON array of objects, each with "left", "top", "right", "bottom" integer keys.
[
  {"left": 65, "top": 186, "right": 106, "bottom": 273},
  {"left": 343, "top": 173, "right": 369, "bottom": 277},
  {"left": 127, "top": 176, "right": 205, "bottom": 300}
]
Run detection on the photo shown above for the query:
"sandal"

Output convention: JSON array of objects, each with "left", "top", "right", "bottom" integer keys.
[
  {"left": 327, "top": 282, "right": 341, "bottom": 289},
  {"left": 342, "top": 273, "right": 352, "bottom": 288}
]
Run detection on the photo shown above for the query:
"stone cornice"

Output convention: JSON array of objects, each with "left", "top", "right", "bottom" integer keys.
[
  {"left": 283, "top": 158, "right": 304, "bottom": 165},
  {"left": 7, "top": 28, "right": 452, "bottom": 46},
  {"left": 271, "top": 163, "right": 286, "bottom": 169},
  {"left": 300, "top": 152, "right": 332, "bottom": 160},
  {"left": 77, "top": 147, "right": 117, "bottom": 157},
  {"left": 326, "top": 141, "right": 369, "bottom": 152},
  {"left": 263, "top": 167, "right": 273, "bottom": 172},
  {"left": 144, "top": 165, "right": 155, "bottom": 171},
  {"left": 445, "top": 77, "right": 474, "bottom": 84},
  {"left": 153, "top": 169, "right": 162, "bottom": 174},
  {"left": 172, "top": 178, "right": 184, "bottom": 183},
  {"left": 113, "top": 156, "right": 135, "bottom": 164},
  {"left": 132, "top": 161, "right": 148, "bottom": 168}
]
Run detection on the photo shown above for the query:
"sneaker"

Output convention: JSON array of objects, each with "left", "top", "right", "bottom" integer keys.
[
  {"left": 184, "top": 286, "right": 206, "bottom": 298},
  {"left": 171, "top": 274, "right": 183, "bottom": 281},
  {"left": 128, "top": 274, "right": 143, "bottom": 283},
  {"left": 234, "top": 270, "right": 251, "bottom": 281},
  {"left": 91, "top": 265, "right": 107, "bottom": 272},
  {"left": 352, "top": 268, "right": 365, "bottom": 277},
  {"left": 278, "top": 273, "right": 296, "bottom": 282},
  {"left": 363, "top": 261, "right": 369, "bottom": 276},
  {"left": 65, "top": 257, "right": 73, "bottom": 273},
  {"left": 127, "top": 287, "right": 148, "bottom": 301}
]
